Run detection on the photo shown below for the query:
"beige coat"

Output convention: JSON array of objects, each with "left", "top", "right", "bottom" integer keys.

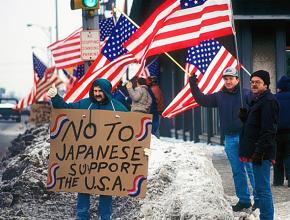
[{"left": 128, "top": 85, "right": 152, "bottom": 113}]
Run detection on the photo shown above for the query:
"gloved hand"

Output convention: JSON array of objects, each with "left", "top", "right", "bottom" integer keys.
[
  {"left": 188, "top": 74, "right": 198, "bottom": 86},
  {"left": 144, "top": 148, "right": 151, "bottom": 157},
  {"left": 126, "top": 81, "right": 133, "bottom": 89},
  {"left": 251, "top": 152, "right": 264, "bottom": 165},
  {"left": 238, "top": 108, "right": 248, "bottom": 123},
  {"left": 47, "top": 83, "right": 57, "bottom": 98}
]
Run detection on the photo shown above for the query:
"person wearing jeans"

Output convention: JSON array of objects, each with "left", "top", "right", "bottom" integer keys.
[
  {"left": 253, "top": 161, "right": 274, "bottom": 219},
  {"left": 224, "top": 135, "right": 256, "bottom": 206},
  {"left": 189, "top": 67, "right": 257, "bottom": 211},
  {"left": 239, "top": 70, "right": 279, "bottom": 220},
  {"left": 77, "top": 194, "right": 112, "bottom": 220},
  {"left": 47, "top": 79, "right": 128, "bottom": 220}
]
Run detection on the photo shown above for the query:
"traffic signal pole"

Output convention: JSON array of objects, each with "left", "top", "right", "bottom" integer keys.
[
  {"left": 82, "top": 10, "right": 99, "bottom": 72},
  {"left": 71, "top": 0, "right": 100, "bottom": 72}
]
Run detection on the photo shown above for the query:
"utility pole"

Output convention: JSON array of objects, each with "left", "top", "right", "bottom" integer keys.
[
  {"left": 70, "top": 0, "right": 100, "bottom": 73},
  {"left": 55, "top": 0, "right": 59, "bottom": 41}
]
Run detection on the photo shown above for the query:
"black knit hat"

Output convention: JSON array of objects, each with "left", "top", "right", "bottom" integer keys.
[{"left": 250, "top": 70, "right": 270, "bottom": 87}]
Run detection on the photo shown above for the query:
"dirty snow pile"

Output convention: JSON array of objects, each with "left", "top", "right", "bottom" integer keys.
[
  {"left": 141, "top": 137, "right": 234, "bottom": 219},
  {"left": 0, "top": 124, "right": 235, "bottom": 219},
  {"left": 9, "top": 124, "right": 290, "bottom": 219}
]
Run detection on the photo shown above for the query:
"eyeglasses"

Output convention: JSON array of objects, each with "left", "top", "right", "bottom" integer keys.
[{"left": 250, "top": 80, "right": 263, "bottom": 85}]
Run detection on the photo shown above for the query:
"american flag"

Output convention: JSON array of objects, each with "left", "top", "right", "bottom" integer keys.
[
  {"left": 139, "top": 58, "right": 159, "bottom": 80},
  {"left": 63, "top": 64, "right": 85, "bottom": 92},
  {"left": 16, "top": 54, "right": 63, "bottom": 110},
  {"left": 162, "top": 39, "right": 238, "bottom": 118},
  {"left": 64, "top": 15, "right": 138, "bottom": 103},
  {"left": 124, "top": 0, "right": 233, "bottom": 61},
  {"left": 48, "top": 17, "right": 115, "bottom": 70}
]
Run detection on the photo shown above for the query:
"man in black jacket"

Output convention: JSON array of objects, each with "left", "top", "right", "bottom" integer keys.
[
  {"left": 189, "top": 67, "right": 257, "bottom": 212},
  {"left": 239, "top": 70, "right": 279, "bottom": 220}
]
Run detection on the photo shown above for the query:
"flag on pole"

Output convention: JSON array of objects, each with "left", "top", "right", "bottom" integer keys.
[
  {"left": 16, "top": 54, "right": 63, "bottom": 110},
  {"left": 62, "top": 64, "right": 85, "bottom": 92},
  {"left": 162, "top": 39, "right": 238, "bottom": 118},
  {"left": 48, "top": 17, "right": 115, "bottom": 69},
  {"left": 64, "top": 15, "right": 138, "bottom": 103},
  {"left": 139, "top": 58, "right": 160, "bottom": 84},
  {"left": 124, "top": 0, "right": 233, "bottom": 61}
]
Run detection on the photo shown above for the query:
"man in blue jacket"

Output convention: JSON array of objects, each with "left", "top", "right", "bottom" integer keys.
[
  {"left": 47, "top": 78, "right": 128, "bottom": 220},
  {"left": 189, "top": 67, "right": 257, "bottom": 212}
]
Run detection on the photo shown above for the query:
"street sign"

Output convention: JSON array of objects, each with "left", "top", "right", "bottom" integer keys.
[{"left": 80, "top": 30, "right": 100, "bottom": 61}]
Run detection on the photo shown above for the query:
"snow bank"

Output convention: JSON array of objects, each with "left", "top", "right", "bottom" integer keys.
[{"left": 140, "top": 136, "right": 234, "bottom": 219}]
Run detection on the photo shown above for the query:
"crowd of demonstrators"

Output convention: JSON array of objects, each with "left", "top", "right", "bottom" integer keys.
[
  {"left": 126, "top": 77, "right": 152, "bottom": 113},
  {"left": 46, "top": 66, "right": 286, "bottom": 220},
  {"left": 47, "top": 79, "right": 128, "bottom": 220},
  {"left": 239, "top": 70, "right": 279, "bottom": 220},
  {"left": 189, "top": 67, "right": 257, "bottom": 212},
  {"left": 274, "top": 75, "right": 290, "bottom": 187}
]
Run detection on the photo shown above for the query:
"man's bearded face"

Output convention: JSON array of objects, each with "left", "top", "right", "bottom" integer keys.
[{"left": 93, "top": 86, "right": 105, "bottom": 102}]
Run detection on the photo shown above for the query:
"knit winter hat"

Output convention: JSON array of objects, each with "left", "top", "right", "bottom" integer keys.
[{"left": 250, "top": 70, "right": 270, "bottom": 87}]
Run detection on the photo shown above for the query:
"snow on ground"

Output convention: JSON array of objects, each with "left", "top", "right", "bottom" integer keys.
[
  {"left": 1, "top": 127, "right": 289, "bottom": 219},
  {"left": 143, "top": 136, "right": 234, "bottom": 219},
  {"left": 149, "top": 137, "right": 290, "bottom": 220}
]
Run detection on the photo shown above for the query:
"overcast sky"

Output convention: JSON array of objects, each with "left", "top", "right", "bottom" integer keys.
[
  {"left": 0, "top": 0, "right": 82, "bottom": 98},
  {"left": 0, "top": 0, "right": 134, "bottom": 98}
]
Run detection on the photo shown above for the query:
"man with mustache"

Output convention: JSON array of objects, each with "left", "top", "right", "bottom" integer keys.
[
  {"left": 47, "top": 78, "right": 144, "bottom": 220},
  {"left": 188, "top": 67, "right": 257, "bottom": 212},
  {"left": 239, "top": 70, "right": 279, "bottom": 220}
]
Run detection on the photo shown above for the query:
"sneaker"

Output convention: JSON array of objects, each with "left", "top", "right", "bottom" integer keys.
[{"left": 232, "top": 202, "right": 251, "bottom": 212}]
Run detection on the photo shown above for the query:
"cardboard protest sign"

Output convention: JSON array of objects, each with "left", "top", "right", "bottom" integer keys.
[
  {"left": 30, "top": 103, "right": 51, "bottom": 125},
  {"left": 47, "top": 109, "right": 152, "bottom": 198}
]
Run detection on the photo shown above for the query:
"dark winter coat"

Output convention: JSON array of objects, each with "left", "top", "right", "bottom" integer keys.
[
  {"left": 51, "top": 78, "right": 128, "bottom": 112},
  {"left": 112, "top": 86, "right": 132, "bottom": 111},
  {"left": 239, "top": 90, "right": 279, "bottom": 160},
  {"left": 276, "top": 75, "right": 290, "bottom": 132},
  {"left": 190, "top": 82, "right": 250, "bottom": 135},
  {"left": 275, "top": 76, "right": 290, "bottom": 157}
]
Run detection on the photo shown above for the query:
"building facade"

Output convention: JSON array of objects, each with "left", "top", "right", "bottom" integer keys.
[{"left": 122, "top": 0, "right": 290, "bottom": 143}]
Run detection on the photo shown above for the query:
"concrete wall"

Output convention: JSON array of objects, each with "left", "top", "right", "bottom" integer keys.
[{"left": 252, "top": 27, "right": 277, "bottom": 91}]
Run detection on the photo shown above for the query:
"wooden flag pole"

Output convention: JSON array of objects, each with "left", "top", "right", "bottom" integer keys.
[{"left": 113, "top": 7, "right": 189, "bottom": 76}]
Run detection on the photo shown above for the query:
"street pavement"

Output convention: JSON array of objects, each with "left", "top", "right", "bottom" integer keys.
[{"left": 212, "top": 153, "right": 290, "bottom": 204}]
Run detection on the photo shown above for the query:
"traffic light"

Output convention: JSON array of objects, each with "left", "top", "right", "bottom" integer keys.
[{"left": 71, "top": 0, "right": 99, "bottom": 10}]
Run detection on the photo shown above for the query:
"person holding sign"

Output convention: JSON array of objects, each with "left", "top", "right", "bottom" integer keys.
[{"left": 47, "top": 78, "right": 129, "bottom": 220}]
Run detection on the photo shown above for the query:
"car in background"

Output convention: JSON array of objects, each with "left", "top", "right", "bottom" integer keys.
[{"left": 0, "top": 98, "right": 21, "bottom": 122}]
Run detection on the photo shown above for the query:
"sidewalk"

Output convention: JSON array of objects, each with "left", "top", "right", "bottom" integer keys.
[{"left": 212, "top": 153, "right": 290, "bottom": 204}]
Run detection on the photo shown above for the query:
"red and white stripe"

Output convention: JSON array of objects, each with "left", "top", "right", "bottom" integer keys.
[
  {"left": 16, "top": 67, "right": 64, "bottom": 110},
  {"left": 162, "top": 46, "right": 238, "bottom": 118},
  {"left": 124, "top": 0, "right": 233, "bottom": 60},
  {"left": 48, "top": 28, "right": 84, "bottom": 70},
  {"left": 64, "top": 53, "right": 136, "bottom": 102}
]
